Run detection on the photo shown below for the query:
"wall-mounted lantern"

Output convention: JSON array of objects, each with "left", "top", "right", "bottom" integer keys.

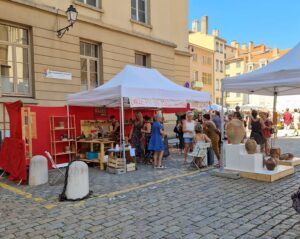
[{"left": 57, "top": 5, "right": 78, "bottom": 38}]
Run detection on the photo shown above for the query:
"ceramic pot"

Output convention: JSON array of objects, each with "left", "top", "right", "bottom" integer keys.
[
  {"left": 279, "top": 153, "right": 294, "bottom": 161},
  {"left": 226, "top": 119, "right": 246, "bottom": 144},
  {"left": 245, "top": 139, "right": 257, "bottom": 154},
  {"left": 264, "top": 157, "right": 277, "bottom": 171},
  {"left": 270, "top": 148, "right": 281, "bottom": 158}
]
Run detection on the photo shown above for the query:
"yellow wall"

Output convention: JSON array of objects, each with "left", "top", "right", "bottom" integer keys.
[{"left": 0, "top": 0, "right": 190, "bottom": 106}]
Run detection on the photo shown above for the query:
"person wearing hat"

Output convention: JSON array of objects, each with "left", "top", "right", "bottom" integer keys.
[
  {"left": 183, "top": 111, "right": 195, "bottom": 164},
  {"left": 148, "top": 114, "right": 165, "bottom": 169}
]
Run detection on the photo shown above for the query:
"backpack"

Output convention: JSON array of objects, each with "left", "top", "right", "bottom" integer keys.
[{"left": 291, "top": 187, "right": 300, "bottom": 213}]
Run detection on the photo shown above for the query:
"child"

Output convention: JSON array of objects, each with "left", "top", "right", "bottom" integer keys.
[{"left": 192, "top": 124, "right": 211, "bottom": 168}]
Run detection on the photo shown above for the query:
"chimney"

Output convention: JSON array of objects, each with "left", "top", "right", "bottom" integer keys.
[
  {"left": 212, "top": 29, "right": 219, "bottom": 37},
  {"left": 201, "top": 16, "right": 208, "bottom": 34},
  {"left": 192, "top": 19, "right": 199, "bottom": 32},
  {"left": 231, "top": 40, "right": 237, "bottom": 47},
  {"left": 272, "top": 48, "right": 279, "bottom": 57},
  {"left": 241, "top": 44, "right": 247, "bottom": 50},
  {"left": 249, "top": 41, "right": 254, "bottom": 51}
]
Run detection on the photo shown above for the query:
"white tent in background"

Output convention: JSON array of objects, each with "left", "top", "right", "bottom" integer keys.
[
  {"left": 222, "top": 42, "right": 300, "bottom": 96},
  {"left": 67, "top": 65, "right": 211, "bottom": 164},
  {"left": 68, "top": 65, "right": 210, "bottom": 108}
]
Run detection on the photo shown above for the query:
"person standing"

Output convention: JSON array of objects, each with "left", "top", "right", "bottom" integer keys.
[
  {"left": 141, "top": 115, "right": 152, "bottom": 162},
  {"left": 212, "top": 111, "right": 221, "bottom": 131},
  {"left": 129, "top": 112, "right": 144, "bottom": 161},
  {"left": 261, "top": 112, "right": 273, "bottom": 155},
  {"left": 204, "top": 121, "right": 220, "bottom": 166},
  {"left": 109, "top": 115, "right": 120, "bottom": 143},
  {"left": 292, "top": 109, "right": 300, "bottom": 136},
  {"left": 174, "top": 115, "right": 185, "bottom": 155},
  {"left": 183, "top": 112, "right": 195, "bottom": 164},
  {"left": 283, "top": 108, "right": 293, "bottom": 137},
  {"left": 148, "top": 114, "right": 165, "bottom": 169},
  {"left": 248, "top": 110, "right": 265, "bottom": 152}
]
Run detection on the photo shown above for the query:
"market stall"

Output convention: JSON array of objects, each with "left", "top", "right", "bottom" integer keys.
[
  {"left": 220, "top": 42, "right": 300, "bottom": 181},
  {"left": 67, "top": 64, "right": 211, "bottom": 172}
]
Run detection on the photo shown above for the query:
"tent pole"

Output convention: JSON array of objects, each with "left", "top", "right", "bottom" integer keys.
[
  {"left": 273, "top": 88, "right": 278, "bottom": 142},
  {"left": 220, "top": 90, "right": 225, "bottom": 170},
  {"left": 121, "top": 97, "right": 126, "bottom": 171}
]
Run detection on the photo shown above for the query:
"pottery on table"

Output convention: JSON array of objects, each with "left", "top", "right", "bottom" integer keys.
[
  {"left": 264, "top": 157, "right": 277, "bottom": 171},
  {"left": 279, "top": 153, "right": 294, "bottom": 161},
  {"left": 226, "top": 119, "right": 246, "bottom": 144},
  {"left": 245, "top": 139, "right": 257, "bottom": 154},
  {"left": 270, "top": 148, "right": 281, "bottom": 158}
]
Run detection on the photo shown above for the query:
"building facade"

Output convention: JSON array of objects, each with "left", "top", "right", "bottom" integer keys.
[
  {"left": 189, "top": 44, "right": 214, "bottom": 100},
  {"left": 189, "top": 16, "right": 226, "bottom": 104},
  {"left": 0, "top": 0, "right": 190, "bottom": 108},
  {"left": 225, "top": 41, "right": 289, "bottom": 108}
]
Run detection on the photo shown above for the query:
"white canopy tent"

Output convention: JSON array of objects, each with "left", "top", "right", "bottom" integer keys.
[
  {"left": 67, "top": 64, "right": 211, "bottom": 163},
  {"left": 220, "top": 42, "right": 300, "bottom": 170}
]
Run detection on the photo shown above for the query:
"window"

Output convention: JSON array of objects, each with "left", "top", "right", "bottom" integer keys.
[
  {"left": 226, "top": 92, "right": 230, "bottom": 97},
  {"left": 192, "top": 54, "right": 197, "bottom": 62},
  {"left": 216, "top": 79, "right": 220, "bottom": 91},
  {"left": 135, "top": 52, "right": 150, "bottom": 67},
  {"left": 220, "top": 61, "right": 223, "bottom": 72},
  {"left": 225, "top": 74, "right": 230, "bottom": 78},
  {"left": 226, "top": 64, "right": 230, "bottom": 70},
  {"left": 216, "top": 59, "right": 219, "bottom": 72},
  {"left": 236, "top": 93, "right": 241, "bottom": 97},
  {"left": 80, "top": 41, "right": 101, "bottom": 91},
  {"left": 77, "top": 0, "right": 100, "bottom": 8},
  {"left": 0, "top": 23, "right": 31, "bottom": 96},
  {"left": 247, "top": 63, "right": 253, "bottom": 72},
  {"left": 202, "top": 56, "right": 212, "bottom": 65},
  {"left": 192, "top": 71, "right": 198, "bottom": 81},
  {"left": 220, "top": 43, "right": 223, "bottom": 53},
  {"left": 236, "top": 61, "right": 241, "bottom": 68},
  {"left": 202, "top": 72, "right": 212, "bottom": 85},
  {"left": 216, "top": 98, "right": 220, "bottom": 104},
  {"left": 131, "top": 0, "right": 148, "bottom": 24},
  {"left": 215, "top": 42, "right": 219, "bottom": 52}
]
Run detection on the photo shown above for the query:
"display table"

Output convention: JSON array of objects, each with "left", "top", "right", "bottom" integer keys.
[
  {"left": 224, "top": 143, "right": 294, "bottom": 182},
  {"left": 76, "top": 139, "right": 114, "bottom": 170},
  {"left": 277, "top": 157, "right": 300, "bottom": 167}
]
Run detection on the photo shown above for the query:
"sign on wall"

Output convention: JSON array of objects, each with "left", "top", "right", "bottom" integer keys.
[{"left": 44, "top": 69, "right": 72, "bottom": 80}]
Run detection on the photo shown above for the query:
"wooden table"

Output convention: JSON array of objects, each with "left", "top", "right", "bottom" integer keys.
[{"left": 76, "top": 139, "right": 115, "bottom": 170}]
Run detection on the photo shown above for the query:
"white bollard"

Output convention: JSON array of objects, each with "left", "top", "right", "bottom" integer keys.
[
  {"left": 65, "top": 161, "right": 89, "bottom": 200},
  {"left": 29, "top": 155, "right": 48, "bottom": 186}
]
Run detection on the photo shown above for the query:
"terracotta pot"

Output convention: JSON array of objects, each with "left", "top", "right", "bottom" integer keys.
[
  {"left": 245, "top": 139, "right": 257, "bottom": 154},
  {"left": 264, "top": 157, "right": 277, "bottom": 171},
  {"left": 226, "top": 119, "right": 246, "bottom": 144},
  {"left": 279, "top": 153, "right": 294, "bottom": 161},
  {"left": 270, "top": 148, "right": 281, "bottom": 158}
]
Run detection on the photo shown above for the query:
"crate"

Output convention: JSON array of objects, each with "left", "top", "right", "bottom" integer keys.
[
  {"left": 108, "top": 158, "right": 125, "bottom": 169},
  {"left": 126, "top": 163, "right": 136, "bottom": 172},
  {"left": 107, "top": 166, "right": 126, "bottom": 174}
]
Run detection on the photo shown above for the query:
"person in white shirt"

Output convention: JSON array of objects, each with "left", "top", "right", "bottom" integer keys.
[{"left": 182, "top": 111, "right": 195, "bottom": 164}]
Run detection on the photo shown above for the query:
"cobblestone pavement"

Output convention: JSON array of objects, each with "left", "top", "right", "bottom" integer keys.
[{"left": 1, "top": 136, "right": 300, "bottom": 239}]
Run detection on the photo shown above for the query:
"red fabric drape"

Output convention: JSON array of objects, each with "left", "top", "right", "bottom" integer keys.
[{"left": 0, "top": 101, "right": 27, "bottom": 182}]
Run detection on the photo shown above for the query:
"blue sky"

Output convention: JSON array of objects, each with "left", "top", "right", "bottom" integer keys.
[{"left": 189, "top": 0, "right": 300, "bottom": 49}]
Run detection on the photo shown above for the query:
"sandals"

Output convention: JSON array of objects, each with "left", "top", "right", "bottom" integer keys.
[{"left": 154, "top": 165, "right": 167, "bottom": 169}]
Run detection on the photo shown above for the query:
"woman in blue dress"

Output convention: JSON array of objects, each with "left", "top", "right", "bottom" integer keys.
[{"left": 148, "top": 114, "right": 165, "bottom": 169}]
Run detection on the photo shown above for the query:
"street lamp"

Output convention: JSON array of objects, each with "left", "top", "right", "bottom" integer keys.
[{"left": 57, "top": 5, "right": 78, "bottom": 38}]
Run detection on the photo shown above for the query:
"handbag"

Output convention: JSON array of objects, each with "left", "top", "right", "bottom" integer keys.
[{"left": 291, "top": 187, "right": 300, "bottom": 213}]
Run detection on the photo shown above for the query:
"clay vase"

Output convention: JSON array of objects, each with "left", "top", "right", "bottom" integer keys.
[
  {"left": 270, "top": 148, "right": 281, "bottom": 158},
  {"left": 279, "top": 153, "right": 294, "bottom": 161},
  {"left": 226, "top": 119, "right": 246, "bottom": 144},
  {"left": 264, "top": 157, "right": 277, "bottom": 171},
  {"left": 245, "top": 139, "right": 257, "bottom": 154}
]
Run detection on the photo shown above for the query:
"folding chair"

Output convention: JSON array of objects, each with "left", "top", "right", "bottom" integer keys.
[
  {"left": 45, "top": 151, "right": 68, "bottom": 185},
  {"left": 188, "top": 142, "right": 211, "bottom": 169}
]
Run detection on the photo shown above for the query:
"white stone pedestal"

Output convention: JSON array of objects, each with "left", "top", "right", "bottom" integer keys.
[
  {"left": 29, "top": 155, "right": 48, "bottom": 186},
  {"left": 66, "top": 161, "right": 89, "bottom": 200}
]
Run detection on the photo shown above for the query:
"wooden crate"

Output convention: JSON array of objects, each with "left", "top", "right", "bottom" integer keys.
[
  {"left": 126, "top": 163, "right": 136, "bottom": 172},
  {"left": 108, "top": 158, "right": 125, "bottom": 169},
  {"left": 278, "top": 157, "right": 300, "bottom": 167}
]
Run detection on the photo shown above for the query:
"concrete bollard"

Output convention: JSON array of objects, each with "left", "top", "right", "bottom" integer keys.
[
  {"left": 65, "top": 161, "right": 89, "bottom": 200},
  {"left": 29, "top": 155, "right": 48, "bottom": 186}
]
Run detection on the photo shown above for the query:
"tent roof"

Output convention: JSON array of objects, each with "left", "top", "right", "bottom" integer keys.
[
  {"left": 67, "top": 65, "right": 210, "bottom": 107},
  {"left": 222, "top": 42, "right": 300, "bottom": 96}
]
